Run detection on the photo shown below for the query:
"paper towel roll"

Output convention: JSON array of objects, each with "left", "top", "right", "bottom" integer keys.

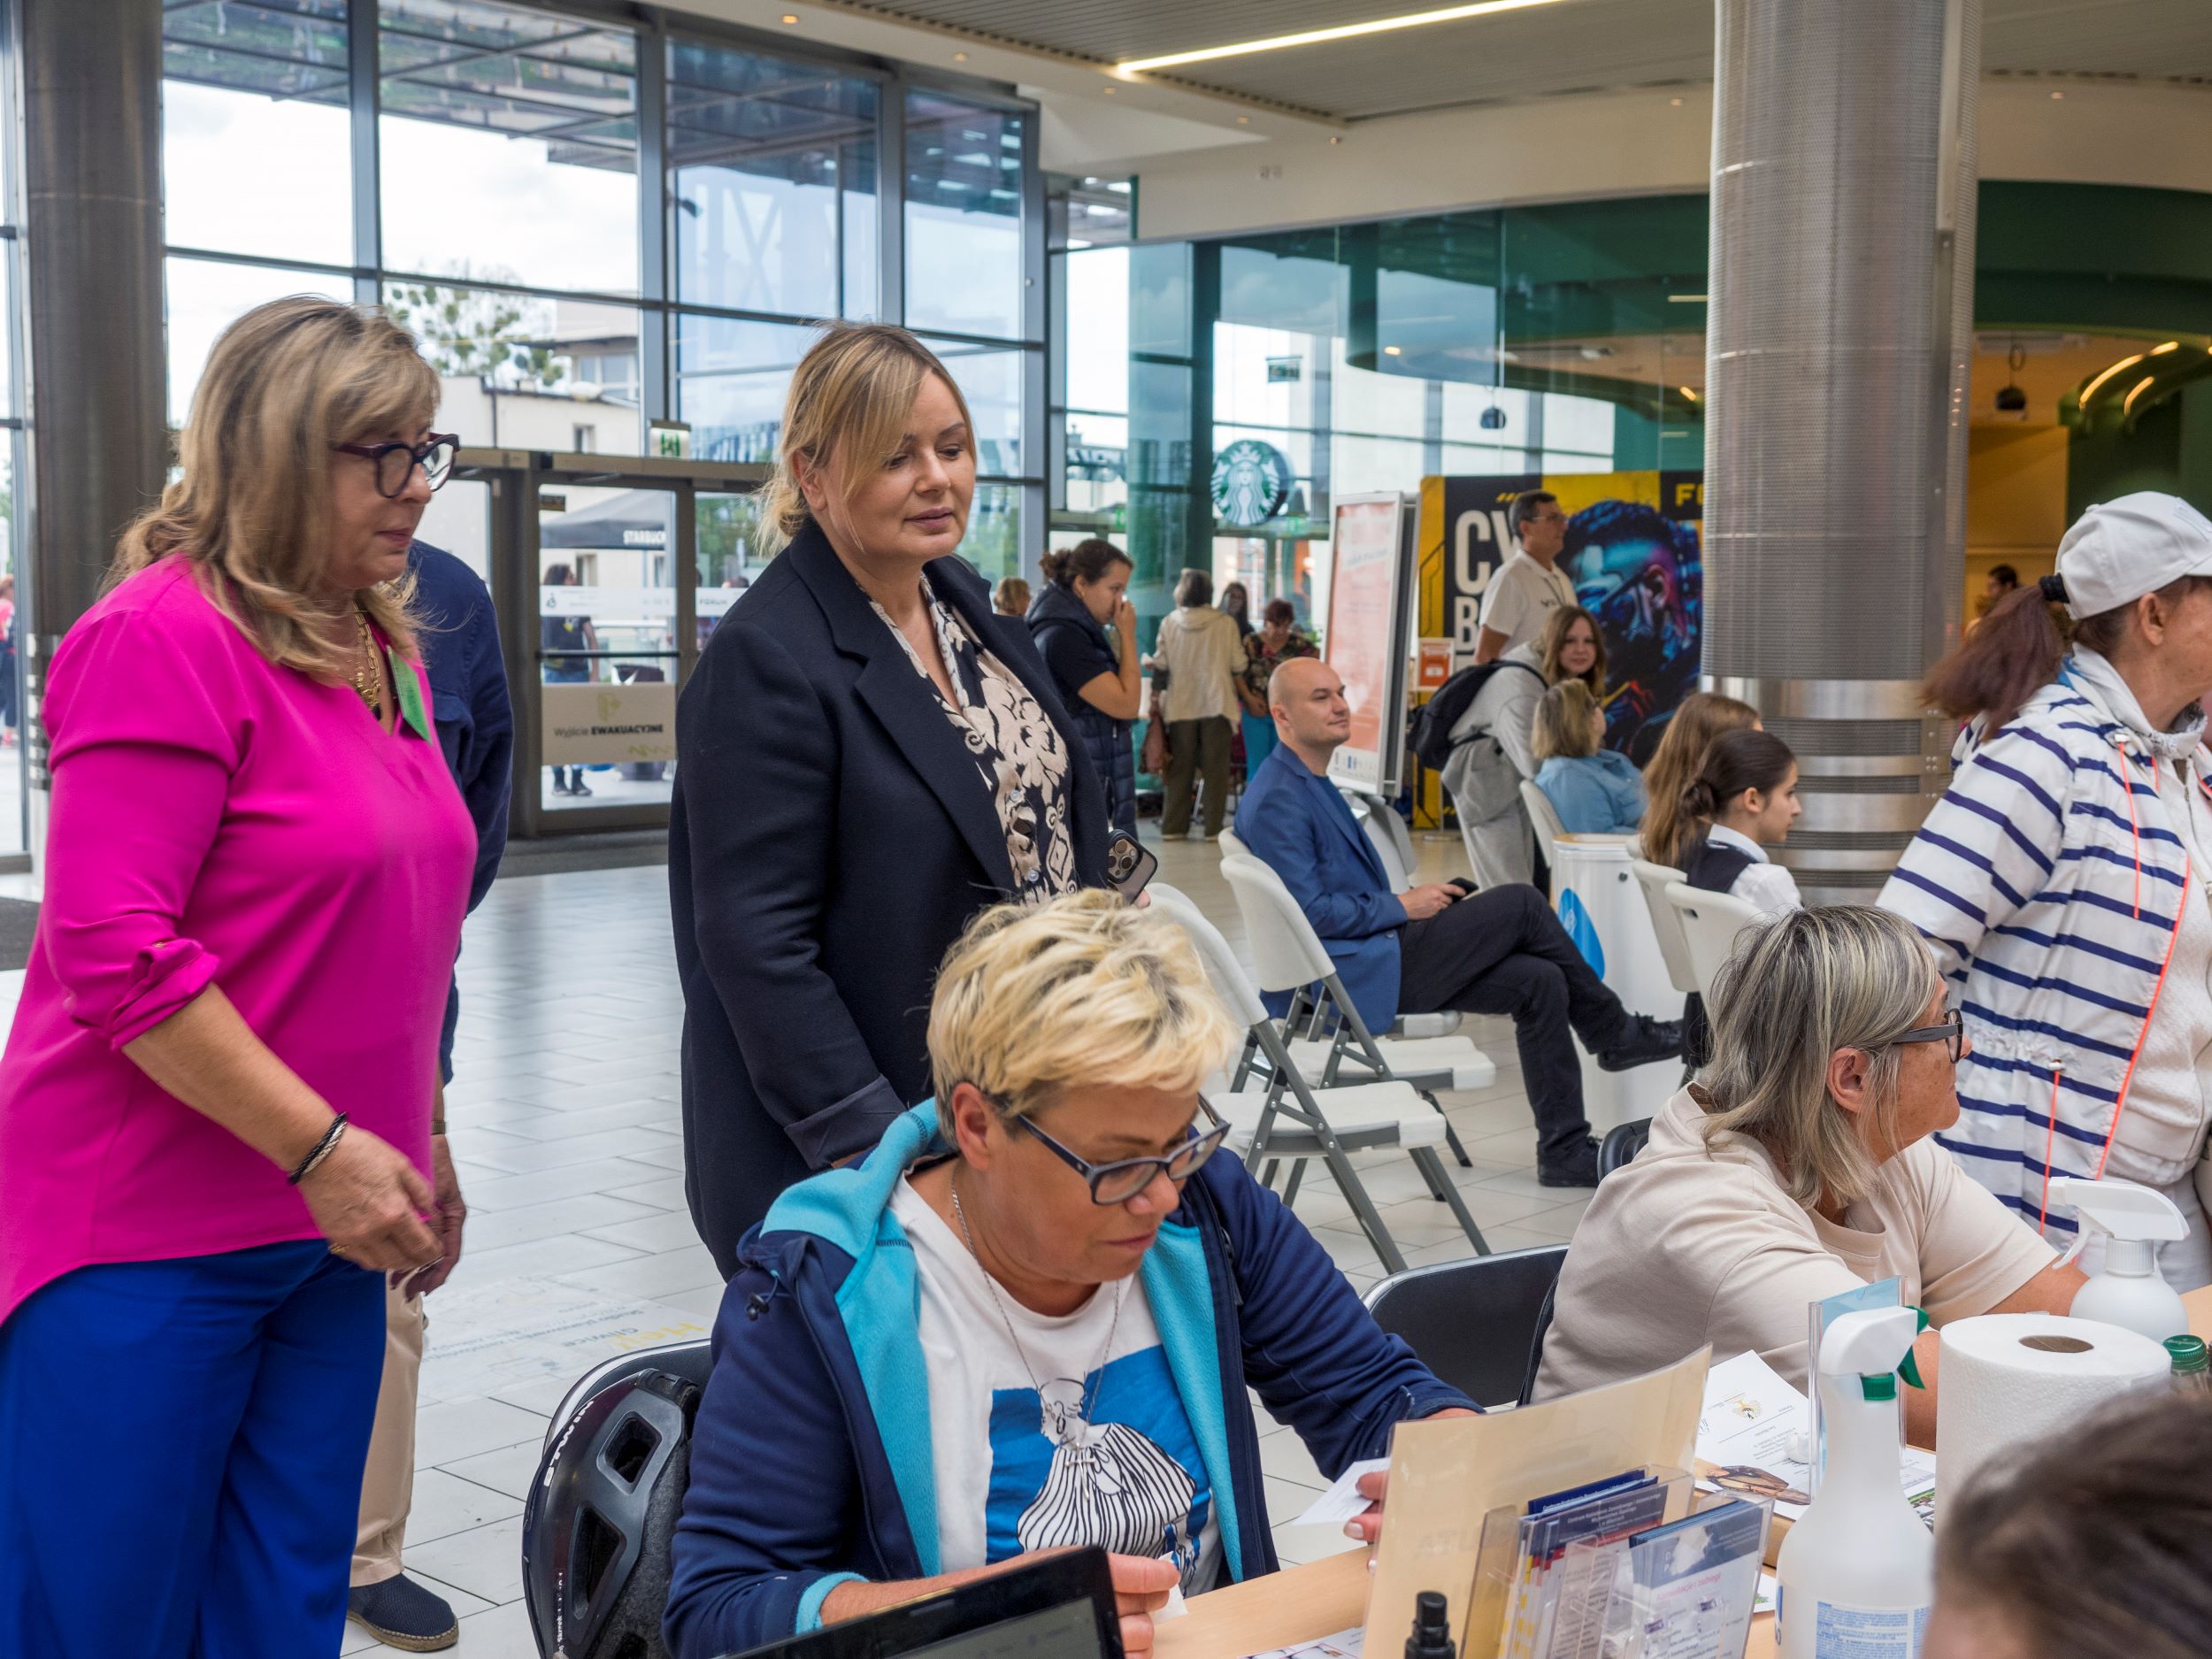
[{"left": 1935, "top": 1313, "right": 2170, "bottom": 1524}]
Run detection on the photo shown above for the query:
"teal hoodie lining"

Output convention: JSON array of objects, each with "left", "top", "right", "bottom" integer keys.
[{"left": 759, "top": 1102, "right": 1246, "bottom": 1585}]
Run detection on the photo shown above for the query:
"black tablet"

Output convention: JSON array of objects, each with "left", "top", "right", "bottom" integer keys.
[{"left": 718, "top": 1548, "right": 1125, "bottom": 1659}]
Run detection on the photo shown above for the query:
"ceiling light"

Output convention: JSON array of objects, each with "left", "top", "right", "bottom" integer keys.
[
  {"left": 2124, "top": 375, "right": 2156, "bottom": 415},
  {"left": 953, "top": 50, "right": 968, "bottom": 61},
  {"left": 1118, "top": 0, "right": 1578, "bottom": 74},
  {"left": 1236, "top": 115, "right": 1249, "bottom": 124},
  {"left": 1102, "top": 85, "right": 1115, "bottom": 94},
  {"left": 1667, "top": 294, "right": 1707, "bottom": 303},
  {"left": 1670, "top": 97, "right": 1683, "bottom": 107},
  {"left": 1384, "top": 345, "right": 1402, "bottom": 356},
  {"left": 1679, "top": 386, "right": 1699, "bottom": 402},
  {"left": 781, "top": 12, "right": 797, "bottom": 21},
  {"left": 2079, "top": 351, "right": 2146, "bottom": 407},
  {"left": 2152, "top": 341, "right": 2180, "bottom": 355},
  {"left": 2050, "top": 90, "right": 2063, "bottom": 99}
]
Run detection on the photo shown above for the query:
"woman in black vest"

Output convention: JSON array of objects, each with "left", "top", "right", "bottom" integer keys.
[
  {"left": 1026, "top": 538, "right": 1139, "bottom": 836},
  {"left": 1671, "top": 727, "right": 1803, "bottom": 1065},
  {"left": 671, "top": 324, "right": 1110, "bottom": 1272}
]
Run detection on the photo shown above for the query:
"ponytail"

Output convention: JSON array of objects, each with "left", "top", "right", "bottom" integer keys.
[
  {"left": 1678, "top": 728, "right": 1795, "bottom": 863},
  {"left": 1921, "top": 582, "right": 2070, "bottom": 733}
]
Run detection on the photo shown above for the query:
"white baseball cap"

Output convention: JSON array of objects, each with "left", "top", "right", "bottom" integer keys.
[{"left": 2052, "top": 492, "right": 2212, "bottom": 618}]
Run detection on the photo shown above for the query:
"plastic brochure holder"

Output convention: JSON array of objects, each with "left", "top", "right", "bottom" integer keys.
[
  {"left": 1565, "top": 1494, "right": 1772, "bottom": 1659},
  {"left": 1465, "top": 1466, "right": 1696, "bottom": 1659}
]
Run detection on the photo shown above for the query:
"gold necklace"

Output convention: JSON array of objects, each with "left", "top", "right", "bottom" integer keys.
[{"left": 349, "top": 608, "right": 382, "bottom": 717}]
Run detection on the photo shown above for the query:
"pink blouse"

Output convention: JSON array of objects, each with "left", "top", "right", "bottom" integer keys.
[{"left": 0, "top": 558, "right": 476, "bottom": 1324}]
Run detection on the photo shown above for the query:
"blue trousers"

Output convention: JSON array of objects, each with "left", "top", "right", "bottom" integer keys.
[
  {"left": 0, "top": 1240, "right": 385, "bottom": 1659},
  {"left": 1241, "top": 712, "right": 1279, "bottom": 777}
]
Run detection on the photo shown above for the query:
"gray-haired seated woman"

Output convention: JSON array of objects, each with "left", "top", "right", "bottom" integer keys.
[{"left": 1534, "top": 905, "right": 2085, "bottom": 1445}]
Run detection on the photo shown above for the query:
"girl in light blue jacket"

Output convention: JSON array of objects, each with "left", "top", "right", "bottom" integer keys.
[{"left": 1532, "top": 679, "right": 1645, "bottom": 834}]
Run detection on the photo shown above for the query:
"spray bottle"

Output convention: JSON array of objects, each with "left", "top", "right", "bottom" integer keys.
[
  {"left": 2048, "top": 1177, "right": 2190, "bottom": 1343},
  {"left": 1777, "top": 1305, "right": 1932, "bottom": 1659}
]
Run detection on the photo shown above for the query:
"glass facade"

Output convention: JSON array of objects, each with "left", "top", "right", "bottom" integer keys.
[{"left": 156, "top": 0, "right": 1045, "bottom": 569}]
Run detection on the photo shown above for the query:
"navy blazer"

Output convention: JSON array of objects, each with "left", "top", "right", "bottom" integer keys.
[
  {"left": 409, "top": 541, "right": 514, "bottom": 1084},
  {"left": 1233, "top": 744, "right": 1409, "bottom": 1033},
  {"left": 669, "top": 522, "right": 1110, "bottom": 1273}
]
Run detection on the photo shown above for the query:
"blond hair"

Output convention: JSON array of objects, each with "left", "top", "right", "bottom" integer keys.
[
  {"left": 1700, "top": 905, "right": 1939, "bottom": 1210},
  {"left": 1532, "top": 679, "right": 1602, "bottom": 762},
  {"left": 112, "top": 297, "right": 437, "bottom": 676},
  {"left": 1535, "top": 603, "right": 1607, "bottom": 695},
  {"left": 1641, "top": 691, "right": 1760, "bottom": 869},
  {"left": 927, "top": 890, "right": 1240, "bottom": 1137},
  {"left": 759, "top": 322, "right": 976, "bottom": 552}
]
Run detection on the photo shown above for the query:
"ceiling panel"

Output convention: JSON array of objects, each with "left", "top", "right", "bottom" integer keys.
[{"left": 846, "top": 0, "right": 2212, "bottom": 119}]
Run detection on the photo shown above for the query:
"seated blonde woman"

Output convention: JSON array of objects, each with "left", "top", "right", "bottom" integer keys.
[
  {"left": 1535, "top": 905, "right": 2085, "bottom": 1446},
  {"left": 1531, "top": 680, "right": 1644, "bottom": 834},
  {"left": 665, "top": 892, "right": 1477, "bottom": 1659}
]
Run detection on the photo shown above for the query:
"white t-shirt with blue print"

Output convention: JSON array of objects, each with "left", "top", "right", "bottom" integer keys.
[{"left": 890, "top": 1177, "right": 1224, "bottom": 1594}]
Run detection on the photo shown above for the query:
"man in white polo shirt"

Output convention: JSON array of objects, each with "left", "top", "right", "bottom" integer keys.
[{"left": 1473, "top": 490, "right": 1577, "bottom": 664}]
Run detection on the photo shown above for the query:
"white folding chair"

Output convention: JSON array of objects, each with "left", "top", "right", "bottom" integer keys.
[
  {"left": 1346, "top": 792, "right": 1463, "bottom": 1042},
  {"left": 1632, "top": 860, "right": 1700, "bottom": 1001},
  {"left": 1663, "top": 881, "right": 1770, "bottom": 998},
  {"left": 1519, "top": 778, "right": 1568, "bottom": 851},
  {"left": 1148, "top": 884, "right": 1489, "bottom": 1269}
]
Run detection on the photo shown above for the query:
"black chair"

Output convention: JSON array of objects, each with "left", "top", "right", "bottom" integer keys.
[
  {"left": 523, "top": 1340, "right": 714, "bottom": 1659},
  {"left": 1362, "top": 1245, "right": 1567, "bottom": 1409},
  {"left": 1598, "top": 1117, "right": 1652, "bottom": 1179}
]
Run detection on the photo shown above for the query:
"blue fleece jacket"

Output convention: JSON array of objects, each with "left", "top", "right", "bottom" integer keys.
[{"left": 663, "top": 1104, "right": 1477, "bottom": 1658}]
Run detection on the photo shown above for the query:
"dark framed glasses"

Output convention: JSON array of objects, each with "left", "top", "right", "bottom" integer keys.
[
  {"left": 1892, "top": 1008, "right": 1965, "bottom": 1064},
  {"left": 995, "top": 1092, "right": 1232, "bottom": 1205},
  {"left": 331, "top": 433, "right": 459, "bottom": 498}
]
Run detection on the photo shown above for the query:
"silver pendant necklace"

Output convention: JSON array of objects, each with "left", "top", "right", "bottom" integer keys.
[{"left": 949, "top": 1169, "right": 1125, "bottom": 1450}]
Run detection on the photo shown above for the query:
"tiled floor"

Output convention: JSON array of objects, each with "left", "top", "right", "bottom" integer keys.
[{"left": 0, "top": 826, "right": 1644, "bottom": 1656}]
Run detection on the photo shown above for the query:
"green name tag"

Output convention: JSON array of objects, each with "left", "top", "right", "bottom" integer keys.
[{"left": 389, "top": 646, "right": 434, "bottom": 741}]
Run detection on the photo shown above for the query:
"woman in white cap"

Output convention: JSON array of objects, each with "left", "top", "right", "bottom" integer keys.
[{"left": 1881, "top": 492, "right": 2212, "bottom": 1287}]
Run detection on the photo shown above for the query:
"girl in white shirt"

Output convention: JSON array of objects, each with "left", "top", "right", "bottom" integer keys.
[{"left": 1679, "top": 728, "right": 1804, "bottom": 916}]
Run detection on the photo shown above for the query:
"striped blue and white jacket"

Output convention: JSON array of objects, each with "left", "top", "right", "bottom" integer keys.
[{"left": 1880, "top": 660, "right": 2212, "bottom": 1237}]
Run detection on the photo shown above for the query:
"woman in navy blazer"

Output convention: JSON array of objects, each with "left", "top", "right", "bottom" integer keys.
[{"left": 671, "top": 326, "right": 1109, "bottom": 1273}]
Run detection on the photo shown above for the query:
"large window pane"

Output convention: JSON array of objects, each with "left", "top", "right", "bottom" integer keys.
[
  {"left": 962, "top": 482, "right": 1021, "bottom": 585},
  {"left": 379, "top": 1, "right": 638, "bottom": 296},
  {"left": 920, "top": 337, "right": 1025, "bottom": 478},
  {"left": 905, "top": 92, "right": 1023, "bottom": 340},
  {"left": 163, "top": 2, "right": 352, "bottom": 265},
  {"left": 674, "top": 314, "right": 817, "bottom": 463},
  {"left": 668, "top": 42, "right": 877, "bottom": 320},
  {"left": 385, "top": 280, "right": 642, "bottom": 452},
  {"left": 167, "top": 257, "right": 352, "bottom": 427}
]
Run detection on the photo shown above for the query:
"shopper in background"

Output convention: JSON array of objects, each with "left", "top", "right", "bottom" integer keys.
[
  {"left": 1027, "top": 538, "right": 1139, "bottom": 836},
  {"left": 1237, "top": 597, "right": 1317, "bottom": 777},
  {"left": 1472, "top": 489, "right": 1577, "bottom": 664},
  {"left": 1441, "top": 603, "right": 1606, "bottom": 888},
  {"left": 1636, "top": 691, "right": 1760, "bottom": 872},
  {"left": 1671, "top": 728, "right": 1803, "bottom": 915},
  {"left": 541, "top": 562, "right": 595, "bottom": 798},
  {"left": 0, "top": 573, "right": 16, "bottom": 746},
  {"left": 1150, "top": 566, "right": 1244, "bottom": 840},
  {"left": 1532, "top": 680, "right": 1644, "bottom": 834},
  {"left": 1882, "top": 493, "right": 2212, "bottom": 1286},
  {"left": 1927, "top": 1392, "right": 2212, "bottom": 1659},
  {"left": 345, "top": 539, "right": 512, "bottom": 1654},
  {"left": 1218, "top": 579, "right": 1255, "bottom": 638},
  {"left": 671, "top": 322, "right": 1110, "bottom": 1272},
  {"left": 1240, "top": 657, "right": 1680, "bottom": 1186},
  {"left": 1537, "top": 906, "right": 2080, "bottom": 1423},
  {"left": 992, "top": 575, "right": 1031, "bottom": 619},
  {"left": 0, "top": 298, "right": 473, "bottom": 1659}
]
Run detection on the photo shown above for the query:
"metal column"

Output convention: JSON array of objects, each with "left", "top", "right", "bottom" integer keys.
[
  {"left": 1702, "top": 0, "right": 1982, "bottom": 901},
  {"left": 18, "top": 0, "right": 167, "bottom": 798}
]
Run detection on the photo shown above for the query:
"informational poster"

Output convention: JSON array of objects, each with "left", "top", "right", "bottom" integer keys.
[
  {"left": 1412, "top": 470, "right": 1703, "bottom": 825},
  {"left": 1324, "top": 492, "right": 1413, "bottom": 796},
  {"left": 542, "top": 680, "right": 677, "bottom": 765}
]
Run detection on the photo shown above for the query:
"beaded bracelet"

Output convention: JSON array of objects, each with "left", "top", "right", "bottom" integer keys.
[{"left": 288, "top": 1113, "right": 349, "bottom": 1186}]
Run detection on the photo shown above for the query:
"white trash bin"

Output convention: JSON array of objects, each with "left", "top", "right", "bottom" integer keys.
[{"left": 1549, "top": 835, "right": 1685, "bottom": 1133}]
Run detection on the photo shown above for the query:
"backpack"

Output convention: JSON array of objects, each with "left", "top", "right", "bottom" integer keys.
[{"left": 1409, "top": 658, "right": 1546, "bottom": 771}]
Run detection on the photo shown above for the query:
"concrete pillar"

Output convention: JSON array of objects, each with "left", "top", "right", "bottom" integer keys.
[
  {"left": 1701, "top": 0, "right": 1982, "bottom": 901},
  {"left": 19, "top": 0, "right": 168, "bottom": 818}
]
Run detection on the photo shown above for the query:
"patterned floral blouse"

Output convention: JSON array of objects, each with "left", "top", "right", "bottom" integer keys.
[{"left": 871, "top": 583, "right": 1078, "bottom": 902}]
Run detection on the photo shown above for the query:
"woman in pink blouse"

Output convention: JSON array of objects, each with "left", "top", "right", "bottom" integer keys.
[{"left": 0, "top": 299, "right": 478, "bottom": 1659}]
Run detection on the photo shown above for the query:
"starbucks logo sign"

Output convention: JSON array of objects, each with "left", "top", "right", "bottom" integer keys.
[{"left": 1210, "top": 440, "right": 1294, "bottom": 530}]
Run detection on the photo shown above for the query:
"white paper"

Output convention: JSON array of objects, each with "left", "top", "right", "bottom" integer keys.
[
  {"left": 1156, "top": 1558, "right": 1187, "bottom": 1623},
  {"left": 1695, "top": 1350, "right": 1937, "bottom": 1523},
  {"left": 1243, "top": 1626, "right": 1365, "bottom": 1659},
  {"left": 1286, "top": 1456, "right": 1392, "bottom": 1528}
]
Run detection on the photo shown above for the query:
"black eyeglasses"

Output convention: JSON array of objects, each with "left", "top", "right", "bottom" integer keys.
[
  {"left": 331, "top": 433, "right": 459, "bottom": 498},
  {"left": 1892, "top": 1008, "right": 1965, "bottom": 1064},
  {"left": 988, "top": 1092, "right": 1233, "bottom": 1205}
]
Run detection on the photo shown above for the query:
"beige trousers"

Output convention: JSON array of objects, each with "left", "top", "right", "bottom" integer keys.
[{"left": 353, "top": 1284, "right": 426, "bottom": 1588}]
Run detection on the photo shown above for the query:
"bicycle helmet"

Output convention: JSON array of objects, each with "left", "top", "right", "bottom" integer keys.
[{"left": 522, "top": 1363, "right": 702, "bottom": 1659}]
